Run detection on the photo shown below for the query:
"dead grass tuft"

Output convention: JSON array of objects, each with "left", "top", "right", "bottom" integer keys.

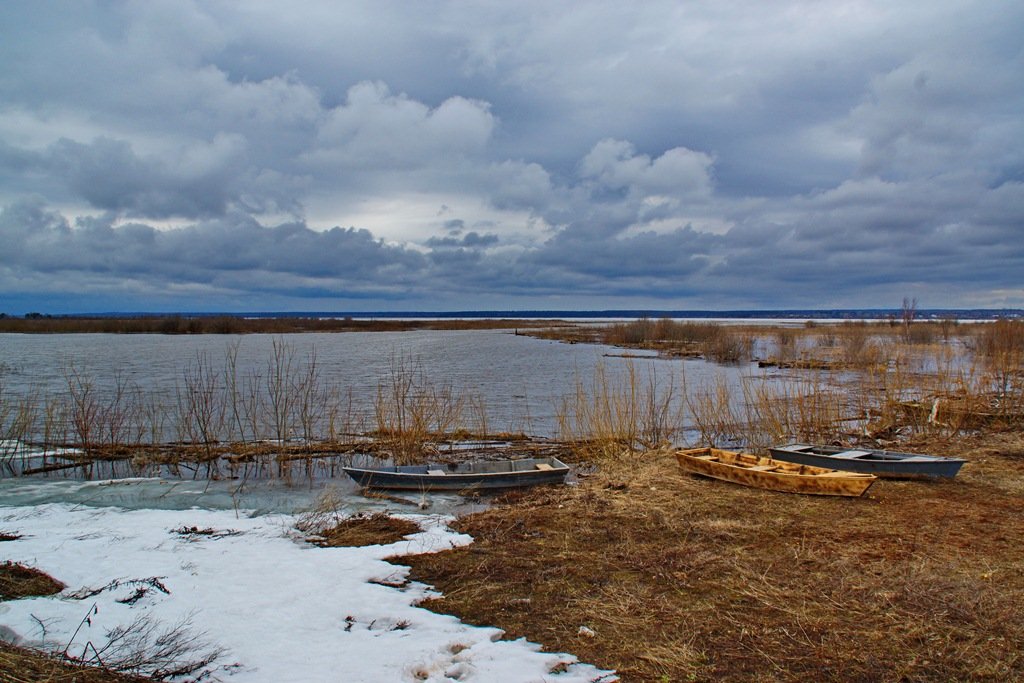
[
  {"left": 314, "top": 513, "right": 421, "bottom": 548},
  {"left": 0, "top": 561, "right": 65, "bottom": 601},
  {"left": 0, "top": 642, "right": 151, "bottom": 683}
]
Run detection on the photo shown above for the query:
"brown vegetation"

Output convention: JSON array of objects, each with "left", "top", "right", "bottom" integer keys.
[
  {"left": 0, "top": 643, "right": 150, "bottom": 683},
  {"left": 0, "top": 563, "right": 142, "bottom": 683},
  {"left": 315, "top": 513, "right": 421, "bottom": 547},
  {"left": 404, "top": 435, "right": 1024, "bottom": 682},
  {"left": 0, "top": 561, "right": 65, "bottom": 601}
]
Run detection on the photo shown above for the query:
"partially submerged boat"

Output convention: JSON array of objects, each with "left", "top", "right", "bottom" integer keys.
[
  {"left": 676, "top": 447, "right": 876, "bottom": 497},
  {"left": 342, "top": 456, "right": 570, "bottom": 491},
  {"left": 768, "top": 443, "right": 966, "bottom": 479}
]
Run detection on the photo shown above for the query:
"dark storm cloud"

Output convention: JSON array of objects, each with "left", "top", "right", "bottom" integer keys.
[
  {"left": 426, "top": 231, "right": 499, "bottom": 249},
  {"left": 1, "top": 1, "right": 1022, "bottom": 311},
  {"left": 0, "top": 199, "right": 429, "bottom": 302}
]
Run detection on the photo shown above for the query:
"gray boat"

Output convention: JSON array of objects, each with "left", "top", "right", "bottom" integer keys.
[
  {"left": 342, "top": 456, "right": 570, "bottom": 491},
  {"left": 768, "top": 443, "right": 965, "bottom": 479}
]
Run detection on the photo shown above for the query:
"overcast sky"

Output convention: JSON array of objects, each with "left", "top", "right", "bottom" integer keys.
[{"left": 1, "top": 1, "right": 1022, "bottom": 313}]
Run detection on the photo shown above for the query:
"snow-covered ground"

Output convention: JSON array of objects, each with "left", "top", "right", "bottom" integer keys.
[{"left": 0, "top": 499, "right": 615, "bottom": 682}]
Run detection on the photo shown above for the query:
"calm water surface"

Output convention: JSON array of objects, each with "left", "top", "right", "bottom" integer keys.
[
  {"left": 0, "top": 329, "right": 756, "bottom": 437},
  {"left": 0, "top": 330, "right": 766, "bottom": 511}
]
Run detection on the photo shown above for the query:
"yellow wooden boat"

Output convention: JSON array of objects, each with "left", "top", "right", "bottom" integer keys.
[{"left": 676, "top": 447, "right": 876, "bottom": 497}]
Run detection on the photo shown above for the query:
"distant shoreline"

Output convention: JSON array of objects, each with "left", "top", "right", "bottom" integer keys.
[
  {"left": 1, "top": 309, "right": 1019, "bottom": 334},
  {"left": 4, "top": 307, "right": 1022, "bottom": 322}
]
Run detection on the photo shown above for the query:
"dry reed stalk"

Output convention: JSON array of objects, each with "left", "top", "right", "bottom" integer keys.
[
  {"left": 556, "top": 361, "right": 681, "bottom": 457},
  {"left": 682, "top": 372, "right": 741, "bottom": 447}
]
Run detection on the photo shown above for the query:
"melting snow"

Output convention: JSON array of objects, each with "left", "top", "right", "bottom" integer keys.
[{"left": 0, "top": 501, "right": 615, "bottom": 682}]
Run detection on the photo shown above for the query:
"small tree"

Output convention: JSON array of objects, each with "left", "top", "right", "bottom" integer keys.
[{"left": 901, "top": 296, "right": 918, "bottom": 341}]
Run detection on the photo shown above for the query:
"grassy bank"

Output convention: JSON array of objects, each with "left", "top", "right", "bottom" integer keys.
[{"left": 404, "top": 433, "right": 1024, "bottom": 681}]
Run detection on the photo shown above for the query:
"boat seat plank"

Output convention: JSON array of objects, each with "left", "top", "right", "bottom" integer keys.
[
  {"left": 427, "top": 469, "right": 446, "bottom": 476},
  {"left": 831, "top": 450, "right": 872, "bottom": 459},
  {"left": 535, "top": 463, "right": 554, "bottom": 471}
]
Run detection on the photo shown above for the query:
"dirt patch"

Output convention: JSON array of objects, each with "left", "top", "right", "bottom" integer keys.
[
  {"left": 0, "top": 561, "right": 65, "bottom": 601},
  {"left": 314, "top": 513, "right": 421, "bottom": 547},
  {"left": 0, "top": 532, "right": 21, "bottom": 542},
  {"left": 404, "top": 437, "right": 1024, "bottom": 682}
]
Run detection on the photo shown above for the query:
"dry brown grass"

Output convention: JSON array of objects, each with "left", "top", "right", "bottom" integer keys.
[
  {"left": 404, "top": 434, "right": 1024, "bottom": 682},
  {"left": 0, "top": 643, "right": 151, "bottom": 683},
  {"left": 314, "top": 513, "right": 421, "bottom": 547},
  {"left": 0, "top": 563, "right": 147, "bottom": 682},
  {"left": 0, "top": 561, "right": 65, "bottom": 601}
]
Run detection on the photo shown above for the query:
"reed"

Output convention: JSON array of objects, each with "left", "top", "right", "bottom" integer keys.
[
  {"left": 682, "top": 372, "right": 740, "bottom": 447},
  {"left": 556, "top": 361, "right": 683, "bottom": 458},
  {"left": 600, "top": 318, "right": 752, "bottom": 363}
]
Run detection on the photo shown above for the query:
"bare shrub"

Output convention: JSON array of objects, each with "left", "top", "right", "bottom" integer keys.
[
  {"left": 774, "top": 328, "right": 798, "bottom": 362},
  {"left": 64, "top": 365, "right": 100, "bottom": 453},
  {"left": 704, "top": 329, "right": 752, "bottom": 364},
  {"left": 295, "top": 485, "right": 346, "bottom": 534},
  {"left": 601, "top": 318, "right": 719, "bottom": 346},
  {"left": 374, "top": 353, "right": 465, "bottom": 463},
  {"left": 266, "top": 338, "right": 297, "bottom": 445},
  {"left": 837, "top": 322, "right": 878, "bottom": 366},
  {"left": 176, "top": 352, "right": 225, "bottom": 464},
  {"left": 905, "top": 322, "right": 936, "bottom": 345},
  {"left": 739, "top": 376, "right": 846, "bottom": 450},
  {"left": 70, "top": 612, "right": 224, "bottom": 681}
]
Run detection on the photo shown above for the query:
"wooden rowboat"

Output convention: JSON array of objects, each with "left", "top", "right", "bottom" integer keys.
[
  {"left": 343, "top": 456, "right": 570, "bottom": 491},
  {"left": 676, "top": 447, "right": 876, "bottom": 497},
  {"left": 768, "top": 443, "right": 965, "bottom": 479}
]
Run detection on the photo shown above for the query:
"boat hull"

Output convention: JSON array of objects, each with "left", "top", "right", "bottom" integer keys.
[
  {"left": 343, "top": 457, "right": 570, "bottom": 491},
  {"left": 768, "top": 444, "right": 965, "bottom": 479},
  {"left": 676, "top": 448, "right": 876, "bottom": 497}
]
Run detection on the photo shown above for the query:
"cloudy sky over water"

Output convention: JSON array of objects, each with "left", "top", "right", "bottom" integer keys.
[{"left": 1, "top": 1, "right": 1022, "bottom": 313}]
